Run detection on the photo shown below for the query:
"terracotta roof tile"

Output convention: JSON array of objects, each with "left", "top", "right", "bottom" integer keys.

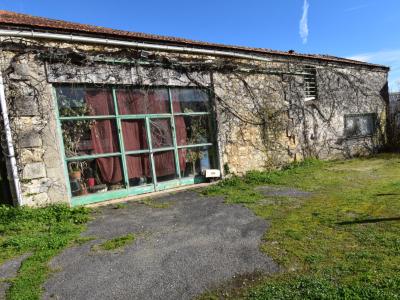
[{"left": 0, "top": 10, "right": 389, "bottom": 70}]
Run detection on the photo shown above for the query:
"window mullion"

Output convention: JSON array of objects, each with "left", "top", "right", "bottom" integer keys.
[
  {"left": 177, "top": 143, "right": 213, "bottom": 149},
  {"left": 121, "top": 114, "right": 171, "bottom": 120},
  {"left": 168, "top": 88, "right": 181, "bottom": 180},
  {"left": 173, "top": 112, "right": 210, "bottom": 116},
  {"left": 65, "top": 152, "right": 121, "bottom": 161},
  {"left": 145, "top": 117, "right": 158, "bottom": 189},
  {"left": 112, "top": 88, "right": 129, "bottom": 188}
]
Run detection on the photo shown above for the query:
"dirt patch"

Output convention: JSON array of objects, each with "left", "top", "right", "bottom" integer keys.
[{"left": 199, "top": 270, "right": 266, "bottom": 300}]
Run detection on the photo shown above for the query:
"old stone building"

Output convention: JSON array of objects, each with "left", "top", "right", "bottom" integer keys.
[
  {"left": 389, "top": 92, "right": 400, "bottom": 146},
  {"left": 0, "top": 11, "right": 390, "bottom": 206}
]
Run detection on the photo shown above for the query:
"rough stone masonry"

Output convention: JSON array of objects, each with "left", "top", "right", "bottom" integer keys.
[{"left": 0, "top": 22, "right": 389, "bottom": 206}]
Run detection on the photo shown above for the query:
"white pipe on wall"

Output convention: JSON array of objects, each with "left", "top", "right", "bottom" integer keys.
[
  {"left": 0, "top": 72, "right": 23, "bottom": 206},
  {"left": 0, "top": 29, "right": 272, "bottom": 62}
]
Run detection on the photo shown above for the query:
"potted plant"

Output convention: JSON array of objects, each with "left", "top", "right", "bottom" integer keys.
[
  {"left": 69, "top": 162, "right": 81, "bottom": 180},
  {"left": 186, "top": 149, "right": 204, "bottom": 176},
  {"left": 186, "top": 116, "right": 207, "bottom": 176},
  {"left": 61, "top": 103, "right": 93, "bottom": 156},
  {"left": 68, "top": 161, "right": 87, "bottom": 180}
]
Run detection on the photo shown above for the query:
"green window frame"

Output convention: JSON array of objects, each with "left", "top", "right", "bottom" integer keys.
[{"left": 53, "top": 85, "right": 218, "bottom": 206}]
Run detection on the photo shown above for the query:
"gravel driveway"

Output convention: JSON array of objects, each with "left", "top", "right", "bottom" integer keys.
[{"left": 43, "top": 190, "right": 278, "bottom": 300}]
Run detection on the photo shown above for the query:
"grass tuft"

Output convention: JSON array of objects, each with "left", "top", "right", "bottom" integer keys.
[
  {"left": 95, "top": 234, "right": 135, "bottom": 251},
  {"left": 140, "top": 197, "right": 171, "bottom": 209}
]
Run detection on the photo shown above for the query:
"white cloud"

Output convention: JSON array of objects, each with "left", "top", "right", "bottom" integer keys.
[
  {"left": 349, "top": 50, "right": 400, "bottom": 63},
  {"left": 299, "top": 0, "right": 309, "bottom": 44},
  {"left": 348, "top": 50, "right": 400, "bottom": 91},
  {"left": 344, "top": 4, "right": 371, "bottom": 13}
]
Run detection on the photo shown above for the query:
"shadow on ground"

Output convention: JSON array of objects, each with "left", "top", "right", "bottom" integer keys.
[
  {"left": 337, "top": 216, "right": 400, "bottom": 225},
  {"left": 43, "top": 191, "right": 278, "bottom": 300}
]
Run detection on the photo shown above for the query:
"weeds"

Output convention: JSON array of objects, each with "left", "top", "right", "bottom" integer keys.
[
  {"left": 94, "top": 234, "right": 135, "bottom": 251},
  {"left": 140, "top": 197, "right": 171, "bottom": 209},
  {"left": 0, "top": 204, "right": 90, "bottom": 300},
  {"left": 201, "top": 154, "right": 400, "bottom": 299}
]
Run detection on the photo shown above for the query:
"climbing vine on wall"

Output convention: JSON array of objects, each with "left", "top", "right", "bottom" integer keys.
[{"left": 0, "top": 36, "right": 389, "bottom": 179}]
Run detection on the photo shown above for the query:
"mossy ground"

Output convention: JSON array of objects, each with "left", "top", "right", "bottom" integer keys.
[{"left": 201, "top": 154, "right": 400, "bottom": 299}]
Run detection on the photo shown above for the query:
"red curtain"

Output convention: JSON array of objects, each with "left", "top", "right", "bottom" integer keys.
[
  {"left": 173, "top": 93, "right": 188, "bottom": 173},
  {"left": 117, "top": 90, "right": 151, "bottom": 179},
  {"left": 86, "top": 90, "right": 122, "bottom": 184},
  {"left": 86, "top": 88, "right": 188, "bottom": 185}
]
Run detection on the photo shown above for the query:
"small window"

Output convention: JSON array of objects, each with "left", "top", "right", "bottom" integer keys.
[
  {"left": 344, "top": 113, "right": 377, "bottom": 138},
  {"left": 303, "top": 66, "right": 317, "bottom": 100}
]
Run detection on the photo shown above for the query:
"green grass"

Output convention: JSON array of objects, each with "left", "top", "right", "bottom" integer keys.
[
  {"left": 0, "top": 204, "right": 90, "bottom": 300},
  {"left": 95, "top": 234, "right": 135, "bottom": 251},
  {"left": 201, "top": 154, "right": 400, "bottom": 299},
  {"left": 140, "top": 197, "right": 172, "bottom": 209}
]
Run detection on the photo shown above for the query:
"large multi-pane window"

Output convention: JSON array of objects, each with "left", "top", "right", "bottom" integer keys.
[{"left": 55, "top": 86, "right": 217, "bottom": 203}]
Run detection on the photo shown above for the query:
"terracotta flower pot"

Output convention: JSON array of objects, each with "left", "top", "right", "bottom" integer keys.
[
  {"left": 80, "top": 186, "right": 88, "bottom": 195},
  {"left": 70, "top": 170, "right": 81, "bottom": 180}
]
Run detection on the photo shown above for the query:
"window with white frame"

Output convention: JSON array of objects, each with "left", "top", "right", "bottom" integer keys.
[
  {"left": 344, "top": 113, "right": 377, "bottom": 138},
  {"left": 303, "top": 66, "right": 317, "bottom": 101}
]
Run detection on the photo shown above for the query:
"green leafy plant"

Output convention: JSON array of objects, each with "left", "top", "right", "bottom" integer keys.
[{"left": 186, "top": 116, "right": 208, "bottom": 176}]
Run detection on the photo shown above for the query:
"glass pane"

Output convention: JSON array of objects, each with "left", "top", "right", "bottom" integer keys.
[
  {"left": 67, "top": 157, "right": 125, "bottom": 197},
  {"left": 150, "top": 119, "right": 173, "bottom": 148},
  {"left": 345, "top": 115, "right": 375, "bottom": 137},
  {"left": 175, "top": 115, "right": 211, "bottom": 146},
  {"left": 126, "top": 154, "right": 153, "bottom": 187},
  {"left": 61, "top": 120, "right": 119, "bottom": 157},
  {"left": 178, "top": 147, "right": 212, "bottom": 177},
  {"left": 153, "top": 151, "right": 178, "bottom": 182},
  {"left": 359, "top": 116, "right": 374, "bottom": 135},
  {"left": 116, "top": 88, "right": 170, "bottom": 115},
  {"left": 121, "top": 120, "right": 148, "bottom": 151},
  {"left": 171, "top": 88, "right": 209, "bottom": 113},
  {"left": 56, "top": 86, "right": 115, "bottom": 116}
]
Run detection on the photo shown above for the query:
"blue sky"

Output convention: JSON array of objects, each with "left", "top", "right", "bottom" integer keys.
[{"left": 1, "top": 0, "right": 399, "bottom": 91}]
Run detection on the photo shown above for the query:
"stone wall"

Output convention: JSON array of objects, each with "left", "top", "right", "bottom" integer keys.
[
  {"left": 1, "top": 50, "right": 69, "bottom": 206},
  {"left": 0, "top": 38, "right": 389, "bottom": 205},
  {"left": 213, "top": 71, "right": 292, "bottom": 174},
  {"left": 213, "top": 64, "right": 388, "bottom": 175},
  {"left": 314, "top": 67, "right": 387, "bottom": 155},
  {"left": 388, "top": 92, "right": 400, "bottom": 148}
]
